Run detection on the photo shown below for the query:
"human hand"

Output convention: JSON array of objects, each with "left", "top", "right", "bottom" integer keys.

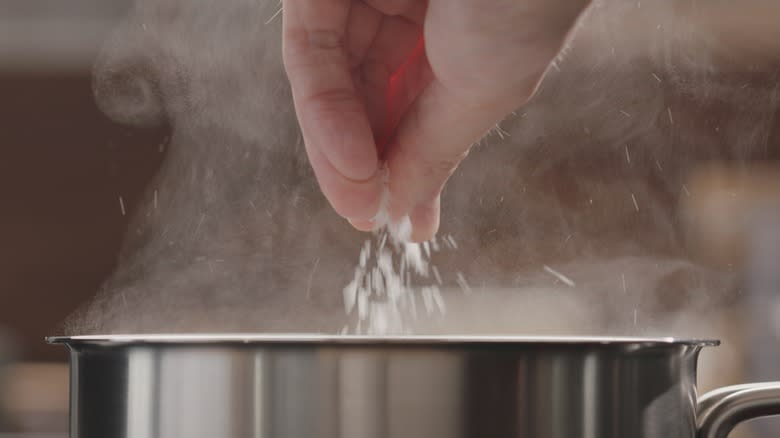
[{"left": 282, "top": 0, "right": 590, "bottom": 241}]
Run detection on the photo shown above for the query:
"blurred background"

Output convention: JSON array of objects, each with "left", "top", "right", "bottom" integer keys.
[
  {"left": 1, "top": 0, "right": 779, "bottom": 437},
  {"left": 0, "top": 0, "right": 168, "bottom": 434}
]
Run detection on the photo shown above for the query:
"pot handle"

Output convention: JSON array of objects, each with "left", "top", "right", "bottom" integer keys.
[{"left": 697, "top": 382, "right": 780, "bottom": 438}]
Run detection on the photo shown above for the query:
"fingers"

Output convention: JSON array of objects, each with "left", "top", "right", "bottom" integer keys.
[
  {"left": 354, "top": 17, "right": 427, "bottom": 154},
  {"left": 282, "top": 0, "right": 383, "bottom": 220},
  {"left": 380, "top": 0, "right": 592, "bottom": 241}
]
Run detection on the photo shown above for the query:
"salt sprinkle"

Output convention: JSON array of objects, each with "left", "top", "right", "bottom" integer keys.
[
  {"left": 341, "top": 225, "right": 456, "bottom": 334},
  {"left": 341, "top": 178, "right": 461, "bottom": 335},
  {"left": 432, "top": 266, "right": 443, "bottom": 285},
  {"left": 305, "top": 257, "right": 319, "bottom": 299},
  {"left": 543, "top": 265, "right": 576, "bottom": 288},
  {"left": 631, "top": 193, "right": 640, "bottom": 212},
  {"left": 264, "top": 6, "right": 283, "bottom": 24},
  {"left": 431, "top": 287, "right": 446, "bottom": 314},
  {"left": 446, "top": 235, "right": 458, "bottom": 249},
  {"left": 456, "top": 272, "right": 472, "bottom": 294},
  {"left": 421, "top": 287, "right": 435, "bottom": 315},
  {"left": 119, "top": 196, "right": 126, "bottom": 216}
]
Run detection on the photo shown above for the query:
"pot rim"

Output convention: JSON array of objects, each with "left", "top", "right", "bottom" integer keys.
[{"left": 46, "top": 334, "right": 720, "bottom": 347}]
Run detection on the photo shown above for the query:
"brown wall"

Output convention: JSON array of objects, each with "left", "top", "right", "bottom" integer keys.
[{"left": 0, "top": 69, "right": 167, "bottom": 360}]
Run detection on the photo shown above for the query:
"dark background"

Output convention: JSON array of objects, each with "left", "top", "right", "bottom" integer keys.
[{"left": 0, "top": 0, "right": 168, "bottom": 360}]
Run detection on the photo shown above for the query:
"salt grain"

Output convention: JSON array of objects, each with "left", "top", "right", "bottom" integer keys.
[
  {"left": 432, "top": 266, "right": 443, "bottom": 285},
  {"left": 431, "top": 287, "right": 446, "bottom": 314},
  {"left": 631, "top": 193, "right": 640, "bottom": 212},
  {"left": 543, "top": 265, "right": 576, "bottom": 288},
  {"left": 342, "top": 274, "right": 358, "bottom": 314},
  {"left": 456, "top": 272, "right": 472, "bottom": 294},
  {"left": 421, "top": 287, "right": 435, "bottom": 315}
]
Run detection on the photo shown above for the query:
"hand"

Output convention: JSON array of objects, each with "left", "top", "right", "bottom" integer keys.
[{"left": 282, "top": 0, "right": 590, "bottom": 241}]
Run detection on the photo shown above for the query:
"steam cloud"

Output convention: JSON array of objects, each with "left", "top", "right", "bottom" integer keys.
[{"left": 64, "top": 0, "right": 779, "bottom": 343}]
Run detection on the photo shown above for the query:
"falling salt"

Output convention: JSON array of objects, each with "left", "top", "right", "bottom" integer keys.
[
  {"left": 404, "top": 243, "right": 427, "bottom": 276},
  {"left": 264, "top": 6, "right": 283, "bottom": 24},
  {"left": 357, "top": 288, "right": 369, "bottom": 321},
  {"left": 305, "top": 257, "right": 319, "bottom": 299},
  {"left": 631, "top": 193, "right": 640, "bottom": 212},
  {"left": 543, "top": 265, "right": 576, "bottom": 288},
  {"left": 652, "top": 72, "right": 662, "bottom": 83},
  {"left": 432, "top": 266, "right": 443, "bottom": 285},
  {"left": 193, "top": 213, "right": 206, "bottom": 236},
  {"left": 359, "top": 245, "right": 369, "bottom": 268},
  {"left": 431, "top": 287, "right": 446, "bottom": 314},
  {"left": 445, "top": 235, "right": 458, "bottom": 249},
  {"left": 340, "top": 180, "right": 463, "bottom": 334},
  {"left": 343, "top": 273, "right": 358, "bottom": 314},
  {"left": 370, "top": 303, "right": 390, "bottom": 333},
  {"left": 341, "top": 225, "right": 458, "bottom": 334},
  {"left": 625, "top": 145, "right": 631, "bottom": 164},
  {"left": 667, "top": 107, "right": 674, "bottom": 125},
  {"left": 456, "top": 272, "right": 472, "bottom": 294},
  {"left": 421, "top": 287, "right": 435, "bottom": 315},
  {"left": 119, "top": 196, "right": 126, "bottom": 216},
  {"left": 682, "top": 185, "right": 691, "bottom": 197}
]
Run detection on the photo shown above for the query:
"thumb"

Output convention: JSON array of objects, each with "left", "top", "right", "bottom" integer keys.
[{"left": 384, "top": 80, "right": 516, "bottom": 242}]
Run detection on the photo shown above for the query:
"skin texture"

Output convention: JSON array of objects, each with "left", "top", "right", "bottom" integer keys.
[{"left": 282, "top": 0, "right": 591, "bottom": 241}]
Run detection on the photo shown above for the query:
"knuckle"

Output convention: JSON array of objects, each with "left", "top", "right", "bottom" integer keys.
[
  {"left": 421, "top": 149, "right": 470, "bottom": 179},
  {"left": 283, "top": 29, "right": 346, "bottom": 70},
  {"left": 304, "top": 87, "right": 364, "bottom": 115},
  {"left": 306, "top": 30, "right": 344, "bottom": 50}
]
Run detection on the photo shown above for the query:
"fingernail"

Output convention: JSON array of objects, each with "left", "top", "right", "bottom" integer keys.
[{"left": 347, "top": 217, "right": 377, "bottom": 232}]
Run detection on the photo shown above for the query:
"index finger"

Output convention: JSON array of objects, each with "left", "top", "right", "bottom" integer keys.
[{"left": 282, "top": 0, "right": 383, "bottom": 220}]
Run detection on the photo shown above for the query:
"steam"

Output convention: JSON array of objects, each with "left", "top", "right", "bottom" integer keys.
[{"left": 64, "top": 0, "right": 779, "bottom": 343}]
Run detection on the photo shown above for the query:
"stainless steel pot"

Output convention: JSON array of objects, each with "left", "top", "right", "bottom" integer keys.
[{"left": 48, "top": 335, "right": 780, "bottom": 438}]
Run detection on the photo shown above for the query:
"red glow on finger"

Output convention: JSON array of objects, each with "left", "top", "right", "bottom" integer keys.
[{"left": 376, "top": 35, "right": 427, "bottom": 158}]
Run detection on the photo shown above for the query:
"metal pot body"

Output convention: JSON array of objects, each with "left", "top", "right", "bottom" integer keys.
[{"left": 48, "top": 335, "right": 780, "bottom": 438}]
